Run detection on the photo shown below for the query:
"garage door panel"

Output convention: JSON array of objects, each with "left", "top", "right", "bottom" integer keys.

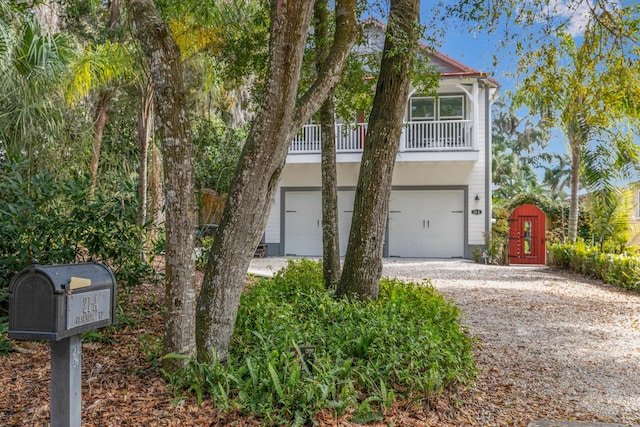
[
  {"left": 284, "top": 192, "right": 322, "bottom": 256},
  {"left": 284, "top": 190, "right": 355, "bottom": 257},
  {"left": 389, "top": 190, "right": 464, "bottom": 258}
]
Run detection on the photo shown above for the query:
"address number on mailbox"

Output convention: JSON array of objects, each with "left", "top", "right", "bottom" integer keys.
[{"left": 67, "top": 289, "right": 111, "bottom": 330}]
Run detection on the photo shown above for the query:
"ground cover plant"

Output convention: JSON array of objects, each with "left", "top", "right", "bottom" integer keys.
[{"left": 164, "top": 259, "right": 476, "bottom": 426}]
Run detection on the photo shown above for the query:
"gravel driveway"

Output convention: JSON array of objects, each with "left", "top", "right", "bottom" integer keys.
[{"left": 250, "top": 258, "right": 640, "bottom": 425}]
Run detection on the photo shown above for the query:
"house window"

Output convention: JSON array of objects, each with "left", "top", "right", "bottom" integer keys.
[
  {"left": 409, "top": 95, "right": 464, "bottom": 121},
  {"left": 439, "top": 96, "right": 464, "bottom": 120},
  {"left": 410, "top": 97, "right": 435, "bottom": 121}
]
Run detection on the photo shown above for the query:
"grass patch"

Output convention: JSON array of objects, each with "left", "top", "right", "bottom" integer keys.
[{"left": 165, "top": 259, "right": 476, "bottom": 425}]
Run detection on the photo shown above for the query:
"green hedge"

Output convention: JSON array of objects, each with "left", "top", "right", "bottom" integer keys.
[
  {"left": 0, "top": 159, "right": 155, "bottom": 288},
  {"left": 548, "top": 241, "right": 640, "bottom": 292}
]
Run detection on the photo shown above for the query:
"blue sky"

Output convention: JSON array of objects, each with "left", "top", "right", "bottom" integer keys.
[
  {"left": 423, "top": 0, "right": 611, "bottom": 159},
  {"left": 428, "top": 0, "right": 600, "bottom": 89}
]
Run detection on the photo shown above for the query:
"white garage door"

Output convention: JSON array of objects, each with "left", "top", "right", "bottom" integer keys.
[
  {"left": 338, "top": 191, "right": 355, "bottom": 256},
  {"left": 284, "top": 191, "right": 322, "bottom": 256},
  {"left": 388, "top": 190, "right": 464, "bottom": 258},
  {"left": 284, "top": 191, "right": 355, "bottom": 257}
]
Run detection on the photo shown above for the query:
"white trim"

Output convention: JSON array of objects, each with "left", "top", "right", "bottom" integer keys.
[{"left": 472, "top": 81, "right": 479, "bottom": 151}]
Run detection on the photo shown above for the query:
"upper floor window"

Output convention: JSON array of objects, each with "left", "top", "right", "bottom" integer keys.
[
  {"left": 409, "top": 95, "right": 464, "bottom": 121},
  {"left": 410, "top": 97, "right": 435, "bottom": 120}
]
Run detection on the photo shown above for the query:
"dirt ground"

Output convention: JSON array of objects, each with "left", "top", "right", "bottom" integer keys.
[{"left": 1, "top": 258, "right": 639, "bottom": 426}]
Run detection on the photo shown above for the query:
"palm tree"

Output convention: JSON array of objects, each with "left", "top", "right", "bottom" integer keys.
[
  {"left": 0, "top": 11, "right": 80, "bottom": 175},
  {"left": 491, "top": 105, "right": 547, "bottom": 199},
  {"left": 540, "top": 152, "right": 571, "bottom": 195},
  {"left": 585, "top": 188, "right": 633, "bottom": 251}
]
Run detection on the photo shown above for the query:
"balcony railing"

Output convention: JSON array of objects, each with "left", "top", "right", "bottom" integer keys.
[{"left": 289, "top": 120, "right": 474, "bottom": 154}]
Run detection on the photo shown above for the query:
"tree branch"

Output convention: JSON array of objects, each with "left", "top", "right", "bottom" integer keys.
[{"left": 292, "top": 0, "right": 360, "bottom": 132}]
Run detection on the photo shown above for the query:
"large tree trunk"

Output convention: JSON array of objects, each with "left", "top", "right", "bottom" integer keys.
[
  {"left": 196, "top": 0, "right": 359, "bottom": 363},
  {"left": 337, "top": 0, "right": 420, "bottom": 300},
  {"left": 126, "top": 0, "right": 197, "bottom": 371},
  {"left": 315, "top": 0, "right": 341, "bottom": 288}
]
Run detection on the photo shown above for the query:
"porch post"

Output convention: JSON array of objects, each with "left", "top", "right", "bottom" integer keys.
[{"left": 472, "top": 81, "right": 479, "bottom": 150}]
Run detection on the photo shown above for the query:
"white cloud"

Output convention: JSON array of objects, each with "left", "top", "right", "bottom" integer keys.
[{"left": 540, "top": 0, "right": 620, "bottom": 37}]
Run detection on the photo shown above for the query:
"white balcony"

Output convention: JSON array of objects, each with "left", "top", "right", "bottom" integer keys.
[{"left": 289, "top": 120, "right": 474, "bottom": 155}]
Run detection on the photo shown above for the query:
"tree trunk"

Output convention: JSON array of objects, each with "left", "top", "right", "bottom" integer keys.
[
  {"left": 88, "top": 0, "right": 121, "bottom": 198},
  {"left": 89, "top": 91, "right": 111, "bottom": 197},
  {"left": 315, "top": 0, "right": 341, "bottom": 288},
  {"left": 567, "top": 93, "right": 588, "bottom": 243},
  {"left": 568, "top": 138, "right": 581, "bottom": 242},
  {"left": 147, "top": 138, "right": 164, "bottom": 250},
  {"left": 320, "top": 98, "right": 341, "bottom": 288},
  {"left": 126, "top": 0, "right": 197, "bottom": 371},
  {"left": 337, "top": 0, "right": 420, "bottom": 300},
  {"left": 137, "top": 80, "right": 153, "bottom": 235},
  {"left": 196, "top": 0, "right": 359, "bottom": 363},
  {"left": 33, "top": 0, "right": 62, "bottom": 34}
]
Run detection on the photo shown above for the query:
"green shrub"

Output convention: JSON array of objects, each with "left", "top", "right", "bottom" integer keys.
[
  {"left": 485, "top": 206, "right": 510, "bottom": 265},
  {"left": 195, "top": 236, "right": 215, "bottom": 270},
  {"left": 0, "top": 159, "right": 155, "bottom": 317},
  {"left": 164, "top": 259, "right": 476, "bottom": 425},
  {"left": 548, "top": 242, "right": 640, "bottom": 292}
]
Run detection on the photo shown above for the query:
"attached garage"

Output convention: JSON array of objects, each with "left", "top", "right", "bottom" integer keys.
[{"left": 282, "top": 188, "right": 465, "bottom": 258}]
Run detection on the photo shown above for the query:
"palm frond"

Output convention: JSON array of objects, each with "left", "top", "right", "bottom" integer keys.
[{"left": 66, "top": 40, "right": 136, "bottom": 104}]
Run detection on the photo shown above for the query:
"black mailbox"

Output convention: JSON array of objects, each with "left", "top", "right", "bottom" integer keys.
[{"left": 8, "top": 262, "right": 116, "bottom": 341}]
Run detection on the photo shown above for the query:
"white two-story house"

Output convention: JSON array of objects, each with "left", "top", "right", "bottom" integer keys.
[{"left": 262, "top": 20, "right": 499, "bottom": 259}]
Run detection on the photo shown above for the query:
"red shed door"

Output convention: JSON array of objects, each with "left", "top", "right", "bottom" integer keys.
[{"left": 509, "top": 204, "right": 546, "bottom": 265}]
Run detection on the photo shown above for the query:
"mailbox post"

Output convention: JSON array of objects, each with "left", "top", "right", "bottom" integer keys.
[{"left": 8, "top": 262, "right": 116, "bottom": 427}]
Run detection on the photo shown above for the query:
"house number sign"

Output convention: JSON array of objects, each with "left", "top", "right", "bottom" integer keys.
[
  {"left": 66, "top": 289, "right": 111, "bottom": 330},
  {"left": 471, "top": 209, "right": 482, "bottom": 215}
]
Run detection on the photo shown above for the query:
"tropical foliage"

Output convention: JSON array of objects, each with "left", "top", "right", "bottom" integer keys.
[
  {"left": 0, "top": 9, "right": 89, "bottom": 175},
  {"left": 491, "top": 104, "right": 549, "bottom": 199},
  {"left": 582, "top": 188, "right": 636, "bottom": 251},
  {"left": 165, "top": 259, "right": 475, "bottom": 425},
  {"left": 0, "top": 158, "right": 155, "bottom": 289}
]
